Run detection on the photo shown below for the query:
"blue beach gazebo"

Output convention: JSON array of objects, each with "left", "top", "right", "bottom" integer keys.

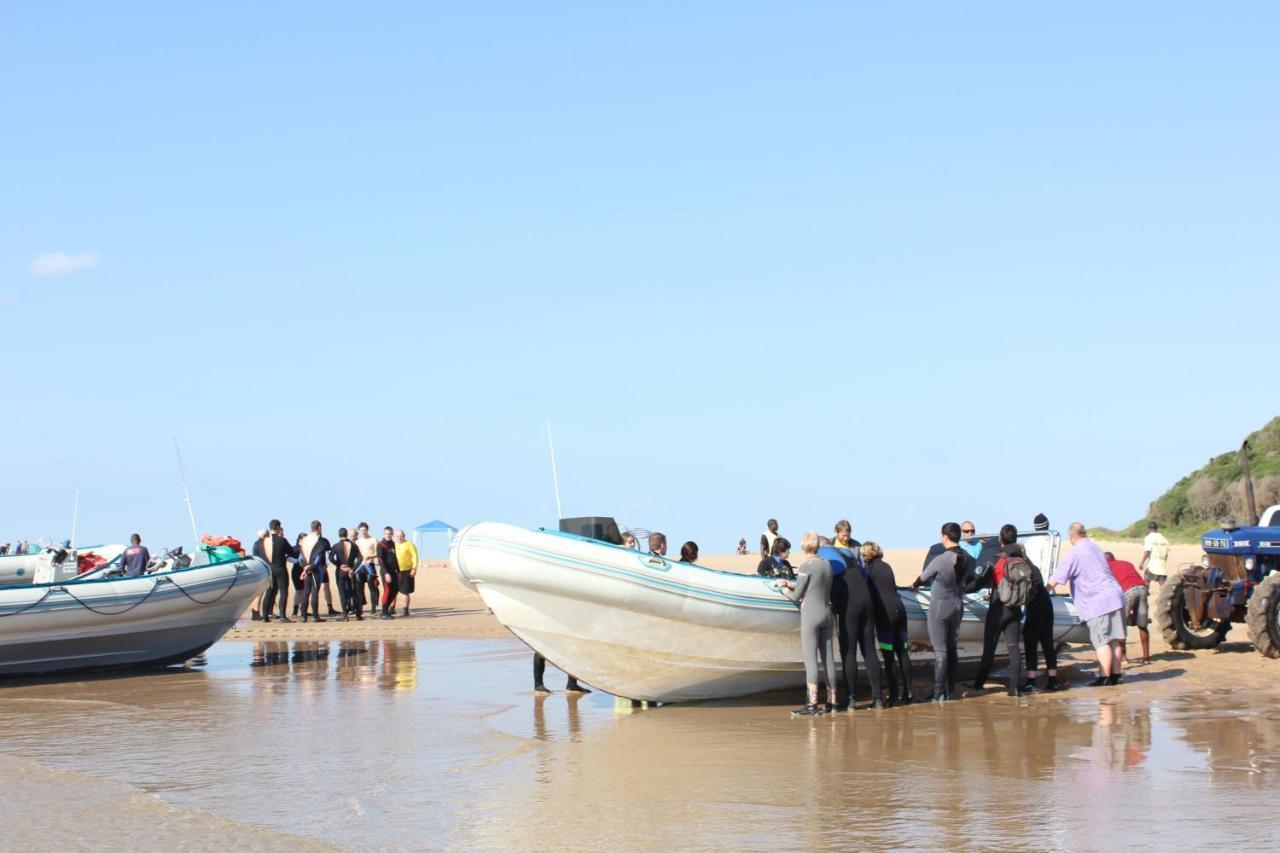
[{"left": 412, "top": 519, "right": 459, "bottom": 557}]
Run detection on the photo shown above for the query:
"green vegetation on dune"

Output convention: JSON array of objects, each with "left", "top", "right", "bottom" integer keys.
[{"left": 1094, "top": 416, "right": 1280, "bottom": 544}]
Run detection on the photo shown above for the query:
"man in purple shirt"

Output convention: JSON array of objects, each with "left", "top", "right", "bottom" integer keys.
[
  {"left": 121, "top": 533, "right": 151, "bottom": 578},
  {"left": 1048, "top": 522, "right": 1128, "bottom": 686}
]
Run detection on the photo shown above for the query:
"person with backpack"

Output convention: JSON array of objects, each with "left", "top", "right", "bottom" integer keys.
[{"left": 971, "top": 524, "right": 1030, "bottom": 696}]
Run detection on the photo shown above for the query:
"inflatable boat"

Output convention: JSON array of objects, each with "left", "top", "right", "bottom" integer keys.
[
  {"left": 450, "top": 519, "right": 1089, "bottom": 702},
  {"left": 0, "top": 551, "right": 270, "bottom": 676}
]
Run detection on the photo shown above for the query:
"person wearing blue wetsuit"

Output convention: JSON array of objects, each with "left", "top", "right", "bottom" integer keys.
[{"left": 823, "top": 536, "right": 884, "bottom": 709}]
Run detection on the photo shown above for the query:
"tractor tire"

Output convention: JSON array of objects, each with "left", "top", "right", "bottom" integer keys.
[
  {"left": 1156, "top": 573, "right": 1229, "bottom": 651},
  {"left": 1246, "top": 573, "right": 1280, "bottom": 659}
]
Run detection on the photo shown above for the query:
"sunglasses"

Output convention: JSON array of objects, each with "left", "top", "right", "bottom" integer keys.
[{"left": 961, "top": 529, "right": 975, "bottom": 535}]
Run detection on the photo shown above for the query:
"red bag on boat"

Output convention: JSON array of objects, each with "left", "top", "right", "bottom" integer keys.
[
  {"left": 201, "top": 534, "right": 245, "bottom": 556},
  {"left": 77, "top": 553, "right": 106, "bottom": 574}
]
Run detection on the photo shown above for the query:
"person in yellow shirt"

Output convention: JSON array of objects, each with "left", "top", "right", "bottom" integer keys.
[{"left": 393, "top": 529, "right": 419, "bottom": 617}]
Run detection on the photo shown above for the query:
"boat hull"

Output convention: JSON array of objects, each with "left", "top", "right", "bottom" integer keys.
[
  {"left": 0, "top": 557, "right": 270, "bottom": 676},
  {"left": 451, "top": 522, "right": 1089, "bottom": 702}
]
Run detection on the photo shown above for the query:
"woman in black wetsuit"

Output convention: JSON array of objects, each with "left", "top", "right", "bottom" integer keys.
[
  {"left": 1022, "top": 560, "right": 1064, "bottom": 692},
  {"left": 756, "top": 537, "right": 794, "bottom": 580},
  {"left": 863, "top": 541, "right": 913, "bottom": 705}
]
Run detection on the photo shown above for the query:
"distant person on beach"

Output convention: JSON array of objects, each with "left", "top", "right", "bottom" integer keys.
[
  {"left": 122, "top": 534, "right": 150, "bottom": 578},
  {"left": 778, "top": 531, "right": 836, "bottom": 716},
  {"left": 822, "top": 535, "right": 882, "bottom": 710},
  {"left": 971, "top": 524, "right": 1028, "bottom": 696},
  {"left": 760, "top": 519, "right": 779, "bottom": 559},
  {"left": 649, "top": 532, "right": 668, "bottom": 557},
  {"left": 377, "top": 527, "right": 401, "bottom": 619},
  {"left": 260, "top": 520, "right": 298, "bottom": 623},
  {"left": 298, "top": 521, "right": 332, "bottom": 623},
  {"left": 329, "top": 527, "right": 362, "bottom": 621},
  {"left": 1139, "top": 521, "right": 1171, "bottom": 590},
  {"left": 621, "top": 531, "right": 637, "bottom": 549},
  {"left": 912, "top": 522, "right": 969, "bottom": 702},
  {"left": 679, "top": 541, "right": 699, "bottom": 563},
  {"left": 355, "top": 523, "right": 380, "bottom": 618},
  {"left": 864, "top": 541, "right": 914, "bottom": 705},
  {"left": 756, "top": 536, "right": 794, "bottom": 579},
  {"left": 394, "top": 529, "right": 418, "bottom": 617},
  {"left": 737, "top": 538, "right": 747, "bottom": 555},
  {"left": 1106, "top": 551, "right": 1150, "bottom": 664},
  {"left": 1048, "top": 523, "right": 1128, "bottom": 686}
]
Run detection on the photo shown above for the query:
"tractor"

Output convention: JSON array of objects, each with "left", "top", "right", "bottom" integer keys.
[{"left": 1156, "top": 440, "right": 1280, "bottom": 657}]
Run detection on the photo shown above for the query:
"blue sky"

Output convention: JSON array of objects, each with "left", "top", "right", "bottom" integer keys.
[{"left": 2, "top": 3, "right": 1275, "bottom": 555}]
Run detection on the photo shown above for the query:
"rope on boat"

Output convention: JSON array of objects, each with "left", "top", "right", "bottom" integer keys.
[
  {"left": 165, "top": 565, "right": 242, "bottom": 605},
  {"left": 0, "top": 587, "right": 55, "bottom": 618},
  {"left": 6, "top": 563, "right": 249, "bottom": 617},
  {"left": 59, "top": 578, "right": 164, "bottom": 615}
]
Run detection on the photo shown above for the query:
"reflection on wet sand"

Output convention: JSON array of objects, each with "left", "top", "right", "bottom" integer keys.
[{"left": 1, "top": 639, "right": 1278, "bottom": 850}]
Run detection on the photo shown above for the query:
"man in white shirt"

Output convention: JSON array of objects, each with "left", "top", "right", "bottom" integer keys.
[{"left": 1139, "top": 521, "right": 1171, "bottom": 593}]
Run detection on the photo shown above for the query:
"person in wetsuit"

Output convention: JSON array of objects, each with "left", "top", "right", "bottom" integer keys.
[
  {"left": 912, "top": 522, "right": 971, "bottom": 702},
  {"left": 355, "top": 523, "right": 380, "bottom": 617},
  {"left": 1023, "top": 557, "right": 1063, "bottom": 692},
  {"left": 971, "top": 524, "right": 1027, "bottom": 696},
  {"left": 298, "top": 520, "right": 332, "bottom": 623},
  {"left": 260, "top": 519, "right": 299, "bottom": 623},
  {"left": 377, "top": 527, "right": 401, "bottom": 619},
  {"left": 824, "top": 535, "right": 883, "bottom": 710},
  {"left": 329, "top": 528, "right": 362, "bottom": 621},
  {"left": 864, "top": 540, "right": 914, "bottom": 705},
  {"left": 778, "top": 531, "right": 836, "bottom": 716},
  {"left": 756, "top": 537, "right": 794, "bottom": 579}
]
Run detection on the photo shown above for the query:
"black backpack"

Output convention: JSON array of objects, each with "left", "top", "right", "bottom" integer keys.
[{"left": 997, "top": 556, "right": 1033, "bottom": 607}]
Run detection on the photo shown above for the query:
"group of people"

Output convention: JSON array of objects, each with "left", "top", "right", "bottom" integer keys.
[
  {"left": 249, "top": 521, "right": 419, "bottom": 623},
  {"left": 0, "top": 540, "right": 32, "bottom": 556},
  {"left": 757, "top": 515, "right": 1158, "bottom": 717}
]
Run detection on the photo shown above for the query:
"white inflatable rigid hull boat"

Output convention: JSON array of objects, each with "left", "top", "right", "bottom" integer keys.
[
  {"left": 0, "top": 555, "right": 270, "bottom": 676},
  {"left": 450, "top": 522, "right": 1088, "bottom": 703}
]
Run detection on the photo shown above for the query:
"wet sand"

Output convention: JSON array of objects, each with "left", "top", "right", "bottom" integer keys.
[
  {"left": 5, "top": 541, "right": 1276, "bottom": 850},
  {"left": 2, "top": 629, "right": 1279, "bottom": 850}
]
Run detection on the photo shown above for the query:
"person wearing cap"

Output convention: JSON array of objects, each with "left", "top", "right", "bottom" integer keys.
[{"left": 1033, "top": 513, "right": 1050, "bottom": 532}]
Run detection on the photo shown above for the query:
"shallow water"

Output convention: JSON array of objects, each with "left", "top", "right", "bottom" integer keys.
[{"left": 1, "top": 639, "right": 1278, "bottom": 850}]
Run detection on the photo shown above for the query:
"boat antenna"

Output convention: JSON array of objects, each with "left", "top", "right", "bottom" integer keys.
[
  {"left": 70, "top": 488, "right": 79, "bottom": 549},
  {"left": 546, "top": 421, "right": 563, "bottom": 521},
  {"left": 173, "top": 437, "right": 201, "bottom": 546}
]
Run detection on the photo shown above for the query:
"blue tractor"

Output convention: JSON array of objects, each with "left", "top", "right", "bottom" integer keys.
[{"left": 1156, "top": 442, "right": 1280, "bottom": 657}]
